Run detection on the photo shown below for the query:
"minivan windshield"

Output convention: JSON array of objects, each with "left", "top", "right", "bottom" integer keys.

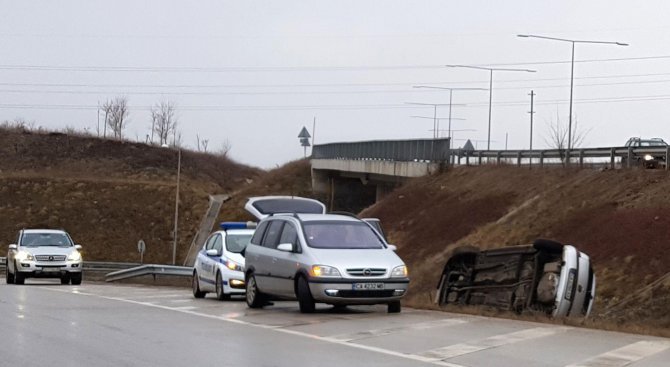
[
  {"left": 303, "top": 221, "right": 384, "bottom": 249},
  {"left": 21, "top": 233, "right": 73, "bottom": 247},
  {"left": 226, "top": 234, "right": 252, "bottom": 253}
]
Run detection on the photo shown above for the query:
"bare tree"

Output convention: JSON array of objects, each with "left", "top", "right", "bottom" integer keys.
[
  {"left": 544, "top": 112, "right": 589, "bottom": 163},
  {"left": 102, "top": 97, "right": 130, "bottom": 139},
  {"left": 216, "top": 139, "right": 232, "bottom": 158},
  {"left": 151, "top": 101, "right": 178, "bottom": 146},
  {"left": 196, "top": 134, "right": 209, "bottom": 152}
]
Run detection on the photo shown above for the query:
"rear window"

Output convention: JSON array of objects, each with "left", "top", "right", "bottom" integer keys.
[
  {"left": 303, "top": 221, "right": 384, "bottom": 249},
  {"left": 253, "top": 199, "right": 324, "bottom": 215}
]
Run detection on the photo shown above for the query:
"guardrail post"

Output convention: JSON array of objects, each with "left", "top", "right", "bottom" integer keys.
[
  {"left": 517, "top": 152, "right": 522, "bottom": 167},
  {"left": 465, "top": 153, "right": 470, "bottom": 166},
  {"left": 539, "top": 151, "right": 544, "bottom": 168},
  {"left": 627, "top": 147, "right": 633, "bottom": 169},
  {"left": 496, "top": 151, "right": 502, "bottom": 165},
  {"left": 667, "top": 146, "right": 670, "bottom": 171},
  {"left": 478, "top": 152, "right": 482, "bottom": 165},
  {"left": 610, "top": 148, "right": 616, "bottom": 169},
  {"left": 579, "top": 150, "right": 584, "bottom": 168}
]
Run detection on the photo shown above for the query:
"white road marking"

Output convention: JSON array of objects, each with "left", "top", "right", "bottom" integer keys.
[
  {"left": 417, "top": 326, "right": 570, "bottom": 361},
  {"left": 169, "top": 299, "right": 193, "bottom": 303},
  {"left": 40, "top": 286, "right": 466, "bottom": 367},
  {"left": 172, "top": 306, "right": 198, "bottom": 311},
  {"left": 329, "top": 318, "right": 470, "bottom": 342},
  {"left": 129, "top": 294, "right": 186, "bottom": 299},
  {"left": 565, "top": 340, "right": 670, "bottom": 367}
]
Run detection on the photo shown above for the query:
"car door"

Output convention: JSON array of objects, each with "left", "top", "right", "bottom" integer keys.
[
  {"left": 273, "top": 220, "right": 301, "bottom": 297},
  {"left": 196, "top": 234, "right": 218, "bottom": 290},
  {"left": 254, "top": 220, "right": 284, "bottom": 294}
]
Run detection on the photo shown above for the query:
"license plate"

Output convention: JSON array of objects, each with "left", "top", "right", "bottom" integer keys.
[
  {"left": 41, "top": 267, "right": 61, "bottom": 272},
  {"left": 353, "top": 283, "right": 384, "bottom": 290}
]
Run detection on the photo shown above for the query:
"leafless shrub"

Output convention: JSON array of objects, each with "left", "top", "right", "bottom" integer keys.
[
  {"left": 151, "top": 100, "right": 178, "bottom": 146},
  {"left": 101, "top": 97, "right": 130, "bottom": 139}
]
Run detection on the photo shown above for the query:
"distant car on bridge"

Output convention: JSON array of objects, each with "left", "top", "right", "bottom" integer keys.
[{"left": 622, "top": 137, "right": 668, "bottom": 168}]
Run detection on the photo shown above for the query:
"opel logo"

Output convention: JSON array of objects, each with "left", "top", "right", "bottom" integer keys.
[
  {"left": 363, "top": 268, "right": 372, "bottom": 276},
  {"left": 48, "top": 256, "right": 54, "bottom": 261}
]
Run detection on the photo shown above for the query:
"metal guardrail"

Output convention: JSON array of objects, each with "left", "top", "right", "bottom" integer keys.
[
  {"left": 452, "top": 146, "right": 670, "bottom": 170},
  {"left": 312, "top": 138, "right": 451, "bottom": 162},
  {"left": 0, "top": 258, "right": 138, "bottom": 271},
  {"left": 0, "top": 257, "right": 5, "bottom": 266},
  {"left": 105, "top": 264, "right": 193, "bottom": 282}
]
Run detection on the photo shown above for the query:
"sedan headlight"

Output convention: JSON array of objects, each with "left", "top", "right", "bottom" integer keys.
[
  {"left": 644, "top": 154, "right": 654, "bottom": 161},
  {"left": 67, "top": 251, "right": 82, "bottom": 261},
  {"left": 225, "top": 259, "right": 243, "bottom": 272},
  {"left": 310, "top": 265, "right": 341, "bottom": 278},
  {"left": 391, "top": 265, "right": 408, "bottom": 278},
  {"left": 16, "top": 251, "right": 34, "bottom": 261}
]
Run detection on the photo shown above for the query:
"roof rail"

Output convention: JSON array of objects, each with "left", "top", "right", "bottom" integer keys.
[{"left": 328, "top": 211, "right": 359, "bottom": 218}]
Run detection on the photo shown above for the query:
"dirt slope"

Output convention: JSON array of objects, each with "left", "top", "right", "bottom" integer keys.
[
  {"left": 361, "top": 166, "right": 670, "bottom": 335},
  {"left": 0, "top": 128, "right": 261, "bottom": 264}
]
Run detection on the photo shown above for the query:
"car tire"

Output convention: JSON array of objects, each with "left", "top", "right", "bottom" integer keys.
[
  {"left": 297, "top": 276, "right": 316, "bottom": 314},
  {"left": 245, "top": 273, "right": 266, "bottom": 308},
  {"left": 14, "top": 262, "right": 25, "bottom": 285},
  {"left": 387, "top": 301, "right": 401, "bottom": 313},
  {"left": 215, "top": 271, "right": 230, "bottom": 301},
  {"left": 70, "top": 273, "right": 82, "bottom": 285},
  {"left": 192, "top": 271, "right": 206, "bottom": 299},
  {"left": 5, "top": 263, "right": 14, "bottom": 284},
  {"left": 60, "top": 275, "right": 71, "bottom": 285}
]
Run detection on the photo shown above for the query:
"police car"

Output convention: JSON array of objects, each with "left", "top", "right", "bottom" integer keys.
[{"left": 192, "top": 222, "right": 255, "bottom": 300}]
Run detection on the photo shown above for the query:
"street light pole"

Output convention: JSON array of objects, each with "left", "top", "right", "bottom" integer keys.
[
  {"left": 413, "top": 86, "right": 485, "bottom": 139},
  {"left": 446, "top": 65, "right": 535, "bottom": 150},
  {"left": 411, "top": 116, "right": 466, "bottom": 138},
  {"left": 517, "top": 34, "right": 628, "bottom": 150},
  {"left": 406, "top": 102, "right": 452, "bottom": 138}
]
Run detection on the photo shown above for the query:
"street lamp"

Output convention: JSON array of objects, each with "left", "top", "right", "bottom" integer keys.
[
  {"left": 405, "top": 102, "right": 452, "bottom": 139},
  {"left": 517, "top": 34, "right": 628, "bottom": 150},
  {"left": 413, "top": 86, "right": 486, "bottom": 140},
  {"left": 411, "top": 115, "right": 466, "bottom": 138},
  {"left": 446, "top": 65, "right": 535, "bottom": 150}
]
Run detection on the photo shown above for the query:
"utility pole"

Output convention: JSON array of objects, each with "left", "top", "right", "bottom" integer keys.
[
  {"left": 529, "top": 90, "right": 535, "bottom": 167},
  {"left": 172, "top": 148, "right": 181, "bottom": 265},
  {"left": 505, "top": 132, "right": 509, "bottom": 150}
]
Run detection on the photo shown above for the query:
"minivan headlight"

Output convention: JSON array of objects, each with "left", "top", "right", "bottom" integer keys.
[
  {"left": 644, "top": 154, "right": 654, "bottom": 161},
  {"left": 310, "top": 265, "right": 341, "bottom": 278},
  {"left": 67, "top": 251, "right": 82, "bottom": 261},
  {"left": 391, "top": 265, "right": 408, "bottom": 278}
]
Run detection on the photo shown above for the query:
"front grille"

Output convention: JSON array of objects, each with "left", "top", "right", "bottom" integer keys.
[
  {"left": 337, "top": 290, "right": 396, "bottom": 298},
  {"left": 35, "top": 255, "right": 66, "bottom": 262},
  {"left": 346, "top": 268, "right": 387, "bottom": 277}
]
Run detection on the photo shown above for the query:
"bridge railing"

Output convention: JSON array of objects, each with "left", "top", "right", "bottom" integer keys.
[
  {"left": 312, "top": 138, "right": 451, "bottom": 162},
  {"left": 452, "top": 146, "right": 670, "bottom": 169}
]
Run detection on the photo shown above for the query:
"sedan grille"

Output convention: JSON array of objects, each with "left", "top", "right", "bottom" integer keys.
[
  {"left": 346, "top": 268, "right": 387, "bottom": 277},
  {"left": 35, "top": 255, "right": 67, "bottom": 262}
]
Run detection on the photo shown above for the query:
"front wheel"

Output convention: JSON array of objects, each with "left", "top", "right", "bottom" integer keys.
[
  {"left": 5, "top": 263, "right": 14, "bottom": 284},
  {"left": 297, "top": 276, "right": 315, "bottom": 313},
  {"left": 215, "top": 271, "right": 230, "bottom": 301},
  {"left": 192, "top": 271, "right": 206, "bottom": 299},
  {"left": 60, "top": 275, "right": 71, "bottom": 285},
  {"left": 70, "top": 273, "right": 82, "bottom": 285},
  {"left": 14, "top": 263, "right": 25, "bottom": 285},
  {"left": 245, "top": 273, "right": 266, "bottom": 308},
  {"left": 388, "top": 301, "right": 402, "bottom": 313}
]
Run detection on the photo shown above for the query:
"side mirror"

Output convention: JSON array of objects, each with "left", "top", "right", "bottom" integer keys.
[
  {"left": 8, "top": 244, "right": 17, "bottom": 250},
  {"left": 205, "top": 249, "right": 219, "bottom": 257},
  {"left": 387, "top": 244, "right": 397, "bottom": 251},
  {"left": 74, "top": 244, "right": 83, "bottom": 251},
  {"left": 277, "top": 243, "right": 294, "bottom": 252}
]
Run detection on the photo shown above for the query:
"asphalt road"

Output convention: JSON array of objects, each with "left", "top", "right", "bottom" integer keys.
[{"left": 2, "top": 279, "right": 669, "bottom": 367}]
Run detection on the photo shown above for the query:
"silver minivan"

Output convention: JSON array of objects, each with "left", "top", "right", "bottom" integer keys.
[{"left": 243, "top": 196, "right": 409, "bottom": 313}]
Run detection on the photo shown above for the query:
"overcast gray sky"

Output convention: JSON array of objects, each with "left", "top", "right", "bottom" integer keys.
[{"left": 2, "top": 1, "right": 670, "bottom": 168}]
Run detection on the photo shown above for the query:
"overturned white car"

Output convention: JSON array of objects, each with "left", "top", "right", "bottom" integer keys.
[{"left": 436, "top": 239, "right": 595, "bottom": 318}]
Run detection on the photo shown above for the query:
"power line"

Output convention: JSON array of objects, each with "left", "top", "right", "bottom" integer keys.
[{"left": 0, "top": 55, "right": 669, "bottom": 73}]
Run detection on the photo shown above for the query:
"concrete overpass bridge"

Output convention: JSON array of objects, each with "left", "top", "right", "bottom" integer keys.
[{"left": 310, "top": 138, "right": 450, "bottom": 211}]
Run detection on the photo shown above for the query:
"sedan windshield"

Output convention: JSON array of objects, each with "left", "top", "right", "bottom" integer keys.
[
  {"left": 226, "top": 234, "right": 252, "bottom": 253},
  {"left": 21, "top": 233, "right": 73, "bottom": 247},
  {"left": 303, "top": 221, "right": 384, "bottom": 249}
]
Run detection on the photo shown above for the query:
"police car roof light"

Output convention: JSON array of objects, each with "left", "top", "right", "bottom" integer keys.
[{"left": 220, "top": 221, "right": 257, "bottom": 230}]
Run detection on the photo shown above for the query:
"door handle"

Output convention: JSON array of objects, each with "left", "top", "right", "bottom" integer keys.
[{"left": 272, "top": 257, "right": 278, "bottom": 263}]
